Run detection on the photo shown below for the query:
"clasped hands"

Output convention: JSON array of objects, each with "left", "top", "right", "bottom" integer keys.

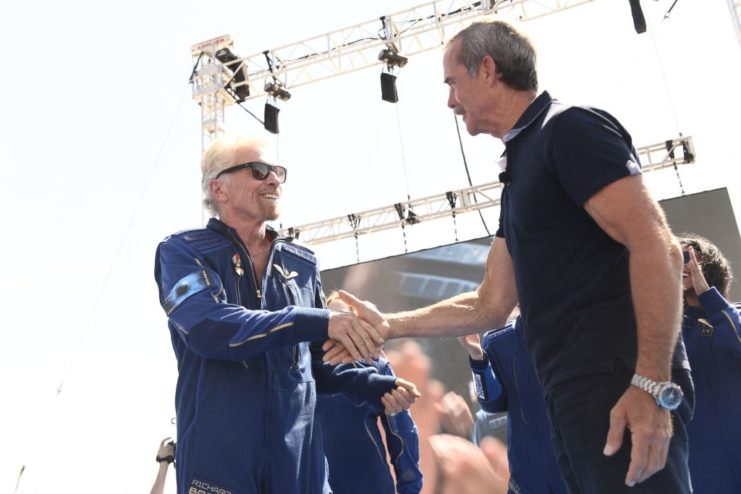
[{"left": 324, "top": 290, "right": 418, "bottom": 414}]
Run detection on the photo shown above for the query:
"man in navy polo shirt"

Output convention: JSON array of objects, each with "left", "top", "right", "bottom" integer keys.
[{"left": 331, "top": 20, "right": 693, "bottom": 493}]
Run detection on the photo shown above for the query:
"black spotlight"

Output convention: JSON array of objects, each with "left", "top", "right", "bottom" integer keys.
[
  {"left": 380, "top": 72, "right": 398, "bottom": 103},
  {"left": 264, "top": 102, "right": 280, "bottom": 134},
  {"left": 628, "top": 0, "right": 646, "bottom": 34},
  {"left": 215, "top": 47, "right": 250, "bottom": 102}
]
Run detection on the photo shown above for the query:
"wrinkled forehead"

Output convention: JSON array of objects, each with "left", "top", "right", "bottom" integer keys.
[{"left": 233, "top": 143, "right": 265, "bottom": 165}]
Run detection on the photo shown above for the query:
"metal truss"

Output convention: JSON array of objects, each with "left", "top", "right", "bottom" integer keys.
[
  {"left": 189, "top": 0, "right": 594, "bottom": 141},
  {"left": 233, "top": 0, "right": 594, "bottom": 100},
  {"left": 190, "top": 35, "right": 235, "bottom": 150},
  {"left": 281, "top": 135, "right": 695, "bottom": 245},
  {"left": 730, "top": 0, "right": 741, "bottom": 49}
]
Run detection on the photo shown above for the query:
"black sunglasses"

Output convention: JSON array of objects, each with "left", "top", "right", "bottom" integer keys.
[{"left": 215, "top": 161, "right": 287, "bottom": 183}]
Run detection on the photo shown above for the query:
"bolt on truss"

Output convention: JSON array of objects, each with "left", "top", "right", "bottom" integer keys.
[{"left": 281, "top": 135, "right": 695, "bottom": 245}]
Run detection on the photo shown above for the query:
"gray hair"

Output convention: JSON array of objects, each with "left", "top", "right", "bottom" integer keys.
[
  {"left": 200, "top": 134, "right": 267, "bottom": 216},
  {"left": 451, "top": 21, "right": 537, "bottom": 91}
]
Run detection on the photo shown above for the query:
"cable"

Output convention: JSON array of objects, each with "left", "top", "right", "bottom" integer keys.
[
  {"left": 16, "top": 82, "right": 192, "bottom": 492},
  {"left": 57, "top": 83, "right": 191, "bottom": 393},
  {"left": 453, "top": 114, "right": 491, "bottom": 236},
  {"left": 646, "top": 8, "right": 686, "bottom": 192}
]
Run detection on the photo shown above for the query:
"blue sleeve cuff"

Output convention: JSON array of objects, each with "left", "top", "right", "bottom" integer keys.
[
  {"left": 698, "top": 287, "right": 731, "bottom": 315},
  {"left": 288, "top": 306, "right": 330, "bottom": 343}
]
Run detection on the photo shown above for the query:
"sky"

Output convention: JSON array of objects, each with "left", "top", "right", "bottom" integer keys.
[{"left": 1, "top": 1, "right": 740, "bottom": 492}]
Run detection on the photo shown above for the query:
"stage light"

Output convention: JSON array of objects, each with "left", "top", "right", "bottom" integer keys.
[
  {"left": 215, "top": 47, "right": 251, "bottom": 102},
  {"left": 380, "top": 73, "right": 398, "bottom": 103},
  {"left": 264, "top": 101, "right": 280, "bottom": 134},
  {"left": 378, "top": 48, "right": 408, "bottom": 69},
  {"left": 628, "top": 0, "right": 646, "bottom": 34},
  {"left": 378, "top": 48, "right": 408, "bottom": 103},
  {"left": 264, "top": 81, "right": 291, "bottom": 101},
  {"left": 263, "top": 80, "right": 291, "bottom": 134}
]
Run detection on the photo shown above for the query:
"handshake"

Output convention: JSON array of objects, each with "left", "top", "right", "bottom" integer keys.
[
  {"left": 323, "top": 290, "right": 390, "bottom": 364},
  {"left": 323, "top": 290, "right": 419, "bottom": 415}
]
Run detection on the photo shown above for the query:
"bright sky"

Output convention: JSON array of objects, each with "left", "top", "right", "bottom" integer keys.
[{"left": 2, "top": 1, "right": 740, "bottom": 493}]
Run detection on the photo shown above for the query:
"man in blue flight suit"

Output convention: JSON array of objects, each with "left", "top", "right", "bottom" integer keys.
[
  {"left": 460, "top": 317, "right": 567, "bottom": 494},
  {"left": 154, "top": 134, "right": 419, "bottom": 494}
]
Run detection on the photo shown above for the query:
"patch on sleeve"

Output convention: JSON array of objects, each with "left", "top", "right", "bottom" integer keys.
[
  {"left": 625, "top": 156, "right": 641, "bottom": 175},
  {"left": 162, "top": 270, "right": 214, "bottom": 315},
  {"left": 472, "top": 369, "right": 488, "bottom": 402}
]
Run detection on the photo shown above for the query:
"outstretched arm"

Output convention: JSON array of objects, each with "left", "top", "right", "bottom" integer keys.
[{"left": 327, "top": 237, "right": 517, "bottom": 353}]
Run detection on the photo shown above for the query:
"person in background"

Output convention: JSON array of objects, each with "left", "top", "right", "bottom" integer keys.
[
  {"left": 429, "top": 433, "right": 509, "bottom": 494},
  {"left": 318, "top": 291, "right": 423, "bottom": 494},
  {"left": 459, "top": 317, "right": 567, "bottom": 493},
  {"left": 436, "top": 390, "right": 475, "bottom": 440},
  {"left": 679, "top": 234, "right": 741, "bottom": 493},
  {"left": 154, "top": 134, "right": 418, "bottom": 494},
  {"left": 149, "top": 437, "right": 175, "bottom": 494}
]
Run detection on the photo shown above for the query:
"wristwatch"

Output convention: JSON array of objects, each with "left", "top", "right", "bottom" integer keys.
[{"left": 631, "top": 373, "right": 684, "bottom": 411}]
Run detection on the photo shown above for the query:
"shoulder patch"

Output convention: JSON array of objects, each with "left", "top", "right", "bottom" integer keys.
[
  {"left": 281, "top": 243, "right": 317, "bottom": 265},
  {"left": 177, "top": 229, "right": 232, "bottom": 254},
  {"left": 162, "top": 269, "right": 217, "bottom": 315}
]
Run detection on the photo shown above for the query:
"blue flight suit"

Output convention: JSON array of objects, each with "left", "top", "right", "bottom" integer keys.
[{"left": 155, "top": 218, "right": 395, "bottom": 494}]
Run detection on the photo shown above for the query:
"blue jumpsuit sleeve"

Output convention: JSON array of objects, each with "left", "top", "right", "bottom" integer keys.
[
  {"left": 469, "top": 357, "right": 508, "bottom": 413},
  {"left": 699, "top": 287, "right": 741, "bottom": 355},
  {"left": 309, "top": 282, "right": 397, "bottom": 408},
  {"left": 154, "top": 238, "right": 329, "bottom": 361},
  {"left": 378, "top": 360, "right": 423, "bottom": 494},
  {"left": 310, "top": 345, "right": 396, "bottom": 409}
]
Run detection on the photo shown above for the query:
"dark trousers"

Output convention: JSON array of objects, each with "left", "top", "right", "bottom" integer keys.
[{"left": 545, "top": 359, "right": 694, "bottom": 494}]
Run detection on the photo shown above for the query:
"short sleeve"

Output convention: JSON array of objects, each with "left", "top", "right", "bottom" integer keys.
[{"left": 550, "top": 107, "right": 641, "bottom": 206}]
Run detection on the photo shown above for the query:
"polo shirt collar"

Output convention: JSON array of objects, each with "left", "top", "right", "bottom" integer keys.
[{"left": 502, "top": 90, "right": 553, "bottom": 144}]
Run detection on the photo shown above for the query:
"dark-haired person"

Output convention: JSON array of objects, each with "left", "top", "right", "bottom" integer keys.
[
  {"left": 331, "top": 19, "right": 693, "bottom": 493},
  {"left": 679, "top": 234, "right": 741, "bottom": 493},
  {"left": 154, "top": 134, "right": 418, "bottom": 494}
]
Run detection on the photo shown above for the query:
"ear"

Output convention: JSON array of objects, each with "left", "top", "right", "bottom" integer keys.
[
  {"left": 209, "top": 178, "right": 228, "bottom": 203},
  {"left": 481, "top": 55, "right": 498, "bottom": 85}
]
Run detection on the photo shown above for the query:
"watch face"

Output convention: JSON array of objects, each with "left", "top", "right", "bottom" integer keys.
[{"left": 658, "top": 385, "right": 684, "bottom": 411}]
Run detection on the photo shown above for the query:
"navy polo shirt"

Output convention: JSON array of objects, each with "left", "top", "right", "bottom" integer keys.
[{"left": 498, "top": 91, "right": 643, "bottom": 392}]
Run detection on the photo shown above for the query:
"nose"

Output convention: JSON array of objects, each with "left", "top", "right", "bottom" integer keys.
[
  {"left": 265, "top": 170, "right": 281, "bottom": 185},
  {"left": 447, "top": 86, "right": 456, "bottom": 109}
]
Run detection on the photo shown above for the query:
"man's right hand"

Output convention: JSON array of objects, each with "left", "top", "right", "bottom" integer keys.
[
  {"left": 337, "top": 290, "right": 391, "bottom": 339},
  {"left": 457, "top": 333, "right": 484, "bottom": 361},
  {"left": 327, "top": 310, "right": 384, "bottom": 362},
  {"left": 603, "top": 385, "right": 673, "bottom": 486}
]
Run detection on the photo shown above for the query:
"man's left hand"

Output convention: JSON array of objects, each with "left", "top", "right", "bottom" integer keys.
[
  {"left": 382, "top": 377, "right": 421, "bottom": 415},
  {"left": 603, "top": 386, "right": 673, "bottom": 487}
]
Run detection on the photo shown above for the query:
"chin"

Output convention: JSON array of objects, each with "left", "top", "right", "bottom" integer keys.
[{"left": 268, "top": 208, "right": 281, "bottom": 221}]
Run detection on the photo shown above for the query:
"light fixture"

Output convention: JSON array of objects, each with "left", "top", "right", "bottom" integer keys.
[
  {"left": 378, "top": 48, "right": 408, "bottom": 103},
  {"left": 628, "top": 0, "right": 646, "bottom": 34},
  {"left": 215, "top": 47, "right": 251, "bottom": 102},
  {"left": 262, "top": 51, "right": 291, "bottom": 134},
  {"left": 263, "top": 80, "right": 291, "bottom": 134}
]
